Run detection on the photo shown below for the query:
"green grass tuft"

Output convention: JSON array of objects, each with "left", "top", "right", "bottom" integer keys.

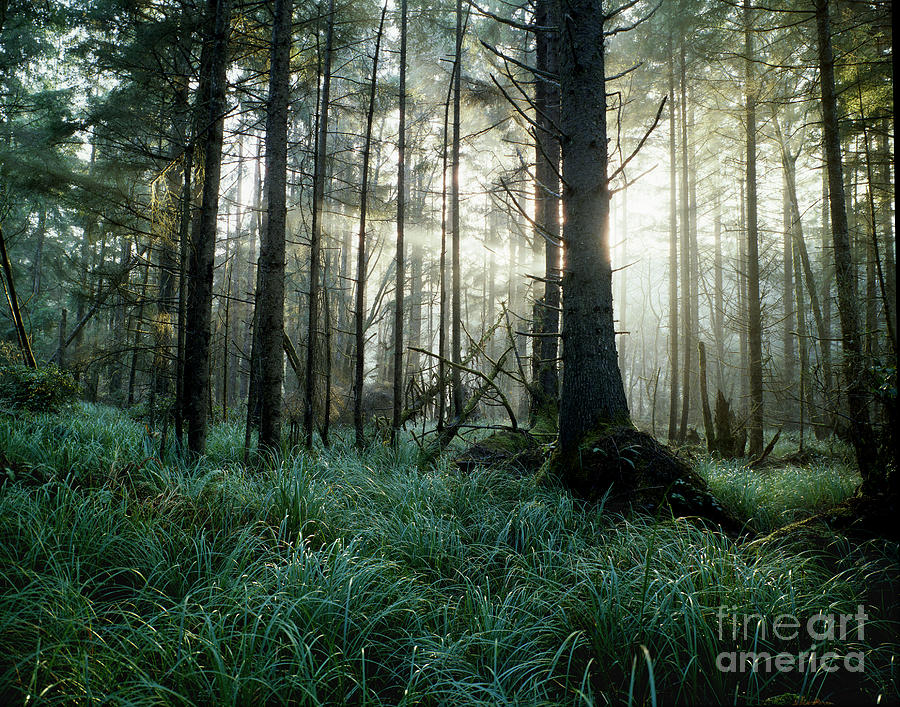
[{"left": 0, "top": 405, "right": 896, "bottom": 705}]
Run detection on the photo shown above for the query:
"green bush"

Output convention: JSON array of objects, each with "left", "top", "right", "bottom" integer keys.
[{"left": 0, "top": 362, "right": 78, "bottom": 413}]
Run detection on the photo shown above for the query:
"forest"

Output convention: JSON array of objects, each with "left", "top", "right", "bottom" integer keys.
[{"left": 0, "top": 0, "right": 896, "bottom": 703}]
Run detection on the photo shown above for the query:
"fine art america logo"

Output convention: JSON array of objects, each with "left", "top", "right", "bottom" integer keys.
[{"left": 715, "top": 605, "right": 868, "bottom": 673}]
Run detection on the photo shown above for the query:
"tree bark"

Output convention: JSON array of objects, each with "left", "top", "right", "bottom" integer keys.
[
  {"left": 666, "top": 37, "right": 679, "bottom": 442},
  {"left": 304, "top": 0, "right": 335, "bottom": 447},
  {"left": 776, "top": 120, "right": 831, "bottom": 431},
  {"left": 813, "top": 0, "right": 878, "bottom": 484},
  {"left": 532, "top": 0, "right": 561, "bottom": 420},
  {"left": 713, "top": 194, "right": 725, "bottom": 393},
  {"left": 782, "top": 153, "right": 795, "bottom": 420},
  {"left": 392, "top": 0, "right": 408, "bottom": 443},
  {"left": 183, "top": 0, "right": 232, "bottom": 454},
  {"left": 353, "top": 7, "right": 386, "bottom": 447},
  {"left": 0, "top": 225, "right": 36, "bottom": 368},
  {"left": 450, "top": 0, "right": 464, "bottom": 417},
  {"left": 698, "top": 341, "right": 714, "bottom": 452},
  {"left": 678, "top": 41, "right": 691, "bottom": 442},
  {"left": 253, "top": 0, "right": 292, "bottom": 450},
  {"left": 31, "top": 205, "right": 45, "bottom": 295},
  {"left": 744, "top": 0, "right": 764, "bottom": 457},
  {"left": 556, "top": 0, "right": 629, "bottom": 459}
]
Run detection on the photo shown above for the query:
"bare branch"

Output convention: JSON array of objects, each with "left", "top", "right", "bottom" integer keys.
[
  {"left": 481, "top": 40, "right": 558, "bottom": 83},
  {"left": 608, "top": 94, "right": 667, "bottom": 181},
  {"left": 467, "top": 0, "right": 551, "bottom": 33}
]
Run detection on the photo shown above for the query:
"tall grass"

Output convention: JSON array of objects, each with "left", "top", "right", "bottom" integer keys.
[
  {"left": 696, "top": 454, "right": 860, "bottom": 534},
  {"left": 0, "top": 404, "right": 896, "bottom": 705}
]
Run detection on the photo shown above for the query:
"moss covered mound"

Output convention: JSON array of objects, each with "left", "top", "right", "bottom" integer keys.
[
  {"left": 757, "top": 490, "right": 900, "bottom": 545},
  {"left": 547, "top": 425, "right": 745, "bottom": 534},
  {"left": 455, "top": 428, "right": 545, "bottom": 475}
]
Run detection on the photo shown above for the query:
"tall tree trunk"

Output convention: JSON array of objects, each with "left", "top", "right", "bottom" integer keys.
[
  {"left": 154, "top": 147, "right": 183, "bottom": 421},
  {"left": 243, "top": 135, "right": 264, "bottom": 444},
  {"left": 738, "top": 178, "right": 748, "bottom": 416},
  {"left": 776, "top": 119, "right": 830, "bottom": 432},
  {"left": 713, "top": 193, "right": 725, "bottom": 393},
  {"left": 744, "top": 0, "right": 764, "bottom": 457},
  {"left": 820, "top": 165, "right": 833, "bottom": 432},
  {"left": 322, "top": 252, "right": 332, "bottom": 447},
  {"left": 792, "top": 212, "right": 811, "bottom": 449},
  {"left": 241, "top": 134, "right": 262, "bottom": 405},
  {"left": 353, "top": 7, "right": 386, "bottom": 447},
  {"left": 556, "top": 0, "right": 628, "bottom": 460},
  {"left": 618, "top": 189, "right": 628, "bottom": 406},
  {"left": 174, "top": 141, "right": 193, "bottom": 444},
  {"left": 304, "top": 0, "right": 335, "bottom": 447},
  {"left": 127, "top": 252, "right": 152, "bottom": 406},
  {"left": 666, "top": 38, "right": 679, "bottom": 442},
  {"left": 226, "top": 145, "right": 243, "bottom": 411},
  {"left": 688, "top": 101, "right": 700, "bottom": 430},
  {"left": 532, "top": 0, "right": 560, "bottom": 419},
  {"left": 58, "top": 309, "right": 67, "bottom": 369},
  {"left": 876, "top": 127, "right": 896, "bottom": 340},
  {"left": 31, "top": 205, "right": 45, "bottom": 295},
  {"left": 814, "top": 0, "right": 878, "bottom": 484},
  {"left": 110, "top": 238, "right": 132, "bottom": 398},
  {"left": 859, "top": 107, "right": 896, "bottom": 354},
  {"left": 782, "top": 155, "right": 795, "bottom": 422},
  {"left": 0, "top": 226, "right": 36, "bottom": 368},
  {"left": 391, "top": 0, "right": 408, "bottom": 443},
  {"left": 450, "top": 0, "right": 464, "bottom": 417},
  {"left": 678, "top": 41, "right": 691, "bottom": 442},
  {"left": 437, "top": 57, "right": 452, "bottom": 431},
  {"left": 408, "top": 228, "right": 422, "bottom": 374},
  {"left": 183, "top": 0, "right": 232, "bottom": 454},
  {"left": 253, "top": 0, "right": 292, "bottom": 450}
]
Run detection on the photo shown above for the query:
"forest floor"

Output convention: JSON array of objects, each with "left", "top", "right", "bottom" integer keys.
[{"left": 0, "top": 403, "right": 897, "bottom": 705}]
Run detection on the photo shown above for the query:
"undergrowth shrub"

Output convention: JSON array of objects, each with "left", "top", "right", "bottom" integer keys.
[{"left": 0, "top": 360, "right": 78, "bottom": 413}]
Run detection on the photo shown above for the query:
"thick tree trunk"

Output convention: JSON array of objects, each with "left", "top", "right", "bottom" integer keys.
[
  {"left": 253, "top": 0, "right": 291, "bottom": 450},
  {"left": 183, "top": 0, "right": 232, "bottom": 454},
  {"left": 814, "top": 0, "right": 878, "bottom": 484},
  {"left": 556, "top": 0, "right": 629, "bottom": 460}
]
